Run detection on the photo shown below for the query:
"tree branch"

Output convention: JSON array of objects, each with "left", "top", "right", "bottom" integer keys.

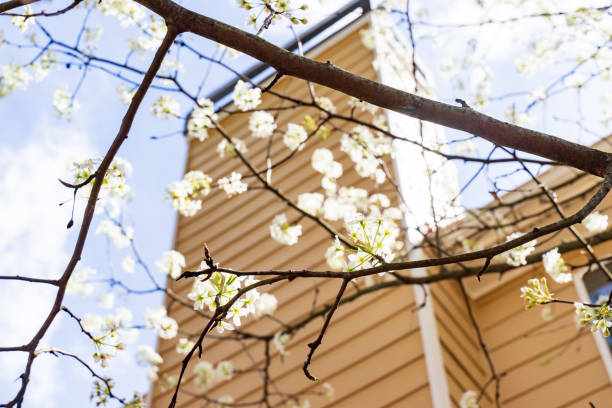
[{"left": 134, "top": 0, "right": 612, "bottom": 177}]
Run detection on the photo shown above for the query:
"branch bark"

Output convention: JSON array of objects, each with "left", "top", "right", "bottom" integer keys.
[{"left": 134, "top": 0, "right": 612, "bottom": 177}]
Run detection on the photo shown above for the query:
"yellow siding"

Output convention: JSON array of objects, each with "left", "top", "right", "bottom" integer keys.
[
  {"left": 150, "top": 21, "right": 432, "bottom": 408},
  {"left": 463, "top": 160, "right": 612, "bottom": 407}
]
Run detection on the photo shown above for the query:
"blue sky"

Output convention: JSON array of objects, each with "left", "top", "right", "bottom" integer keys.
[{"left": 1, "top": 0, "right": 610, "bottom": 407}]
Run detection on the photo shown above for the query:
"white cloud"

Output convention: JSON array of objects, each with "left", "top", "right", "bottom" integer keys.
[{"left": 0, "top": 122, "right": 94, "bottom": 406}]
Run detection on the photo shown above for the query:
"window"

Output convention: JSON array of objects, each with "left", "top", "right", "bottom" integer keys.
[{"left": 574, "top": 264, "right": 612, "bottom": 384}]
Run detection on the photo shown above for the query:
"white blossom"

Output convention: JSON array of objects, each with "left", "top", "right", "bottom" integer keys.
[
  {"left": 216, "top": 138, "right": 247, "bottom": 158},
  {"left": 520, "top": 278, "right": 554, "bottom": 309},
  {"left": 175, "top": 338, "right": 194, "bottom": 355},
  {"left": 315, "top": 96, "right": 336, "bottom": 113},
  {"left": 194, "top": 361, "right": 217, "bottom": 389},
  {"left": 582, "top": 211, "right": 608, "bottom": 233},
  {"left": 233, "top": 80, "right": 261, "bottom": 111},
  {"left": 325, "top": 237, "right": 347, "bottom": 271},
  {"left": 270, "top": 213, "right": 302, "bottom": 245},
  {"left": 542, "top": 248, "right": 571, "bottom": 283},
  {"left": 145, "top": 306, "right": 178, "bottom": 339},
  {"left": 97, "top": 293, "right": 115, "bottom": 309},
  {"left": 575, "top": 302, "right": 611, "bottom": 337},
  {"left": 218, "top": 395, "right": 234, "bottom": 407},
  {"left": 502, "top": 233, "right": 536, "bottom": 267},
  {"left": 137, "top": 345, "right": 163, "bottom": 366},
  {"left": 254, "top": 293, "right": 278, "bottom": 318},
  {"left": 96, "top": 220, "right": 133, "bottom": 248},
  {"left": 66, "top": 267, "right": 97, "bottom": 295},
  {"left": 283, "top": 123, "right": 307, "bottom": 151},
  {"left": 216, "top": 361, "right": 234, "bottom": 381},
  {"left": 540, "top": 306, "right": 553, "bottom": 322},
  {"left": 53, "top": 85, "right": 80, "bottom": 119},
  {"left": 563, "top": 72, "right": 588, "bottom": 88},
  {"left": 11, "top": 5, "right": 34, "bottom": 32},
  {"left": 187, "top": 98, "right": 217, "bottom": 141},
  {"left": 322, "top": 382, "right": 334, "bottom": 399},
  {"left": 156, "top": 250, "right": 185, "bottom": 279},
  {"left": 459, "top": 390, "right": 478, "bottom": 408},
  {"left": 297, "top": 193, "right": 324, "bottom": 216},
  {"left": 348, "top": 97, "right": 378, "bottom": 115},
  {"left": 122, "top": 255, "right": 135, "bottom": 274},
  {"left": 0, "top": 63, "right": 31, "bottom": 97},
  {"left": 248, "top": 111, "right": 276, "bottom": 138},
  {"left": 273, "top": 331, "right": 291, "bottom": 355},
  {"left": 218, "top": 172, "right": 248, "bottom": 197},
  {"left": 69, "top": 156, "right": 132, "bottom": 199},
  {"left": 312, "top": 148, "right": 342, "bottom": 179},
  {"left": 454, "top": 139, "right": 477, "bottom": 156},
  {"left": 117, "top": 83, "right": 135, "bottom": 105},
  {"left": 165, "top": 170, "right": 212, "bottom": 217},
  {"left": 151, "top": 95, "right": 180, "bottom": 118},
  {"left": 96, "top": 0, "right": 146, "bottom": 27}
]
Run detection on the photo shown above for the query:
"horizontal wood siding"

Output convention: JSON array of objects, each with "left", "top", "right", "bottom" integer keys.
[{"left": 150, "top": 22, "right": 432, "bottom": 408}]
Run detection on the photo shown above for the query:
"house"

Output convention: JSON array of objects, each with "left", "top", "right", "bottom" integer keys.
[{"left": 149, "top": 2, "right": 612, "bottom": 406}]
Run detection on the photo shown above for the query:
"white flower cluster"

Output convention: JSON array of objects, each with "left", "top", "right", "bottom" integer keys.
[
  {"left": 137, "top": 345, "right": 163, "bottom": 382},
  {"left": 11, "top": 5, "right": 34, "bottom": 32},
  {"left": 216, "top": 138, "right": 248, "bottom": 158},
  {"left": 575, "top": 302, "right": 612, "bottom": 338},
  {"left": 270, "top": 213, "right": 302, "bottom": 245},
  {"left": 126, "top": 17, "right": 167, "bottom": 55},
  {"left": 283, "top": 123, "right": 308, "bottom": 151},
  {"left": 144, "top": 306, "right": 178, "bottom": 339},
  {"left": 0, "top": 63, "right": 32, "bottom": 97},
  {"left": 248, "top": 111, "right": 276, "bottom": 138},
  {"left": 315, "top": 96, "right": 336, "bottom": 114},
  {"left": 151, "top": 95, "right": 180, "bottom": 119},
  {"left": 253, "top": 292, "right": 278, "bottom": 318},
  {"left": 53, "top": 84, "right": 80, "bottom": 119},
  {"left": 238, "top": 0, "right": 308, "bottom": 27},
  {"left": 502, "top": 232, "right": 536, "bottom": 267},
  {"left": 344, "top": 214, "right": 401, "bottom": 272},
  {"left": 340, "top": 126, "right": 391, "bottom": 184},
  {"left": 69, "top": 156, "right": 133, "bottom": 199},
  {"left": 322, "top": 193, "right": 402, "bottom": 272},
  {"left": 311, "top": 148, "right": 343, "bottom": 193},
  {"left": 156, "top": 250, "right": 185, "bottom": 279},
  {"left": 96, "top": 0, "right": 146, "bottom": 27},
  {"left": 273, "top": 331, "right": 291, "bottom": 355},
  {"left": 193, "top": 360, "right": 234, "bottom": 390},
  {"left": 218, "top": 172, "right": 248, "bottom": 197},
  {"left": 122, "top": 255, "right": 135, "bottom": 273},
  {"left": 117, "top": 83, "right": 135, "bottom": 105},
  {"left": 96, "top": 220, "right": 134, "bottom": 248},
  {"left": 81, "top": 308, "right": 138, "bottom": 368},
  {"left": 542, "top": 248, "right": 571, "bottom": 283},
  {"left": 520, "top": 278, "right": 554, "bottom": 309},
  {"left": 454, "top": 139, "right": 477, "bottom": 157},
  {"left": 297, "top": 192, "right": 324, "bottom": 216},
  {"left": 83, "top": 26, "right": 104, "bottom": 51},
  {"left": 175, "top": 337, "right": 194, "bottom": 355},
  {"left": 582, "top": 211, "right": 608, "bottom": 233},
  {"left": 188, "top": 268, "right": 279, "bottom": 332},
  {"left": 459, "top": 390, "right": 478, "bottom": 408},
  {"left": 348, "top": 97, "right": 379, "bottom": 115},
  {"left": 165, "top": 170, "right": 212, "bottom": 216},
  {"left": 232, "top": 80, "right": 261, "bottom": 111},
  {"left": 66, "top": 267, "right": 97, "bottom": 295},
  {"left": 187, "top": 98, "right": 217, "bottom": 141}
]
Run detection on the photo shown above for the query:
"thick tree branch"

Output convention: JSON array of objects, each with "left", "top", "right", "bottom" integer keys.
[{"left": 134, "top": 0, "right": 612, "bottom": 177}]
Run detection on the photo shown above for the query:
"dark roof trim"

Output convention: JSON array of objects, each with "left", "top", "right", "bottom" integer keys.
[{"left": 208, "top": 0, "right": 372, "bottom": 104}]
